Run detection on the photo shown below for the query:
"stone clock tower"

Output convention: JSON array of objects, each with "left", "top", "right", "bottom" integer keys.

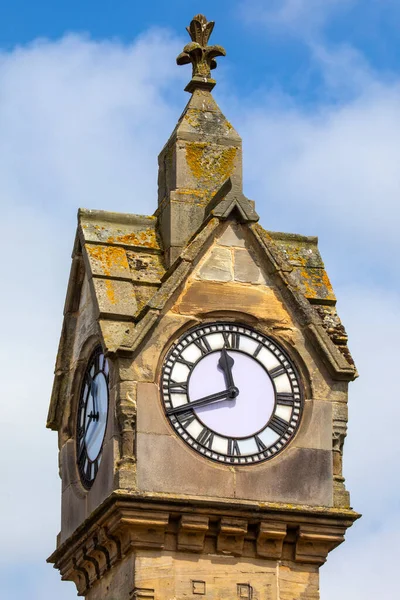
[{"left": 47, "top": 15, "right": 359, "bottom": 600}]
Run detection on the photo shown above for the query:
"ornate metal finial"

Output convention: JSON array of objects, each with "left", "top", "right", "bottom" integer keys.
[{"left": 177, "top": 14, "right": 226, "bottom": 93}]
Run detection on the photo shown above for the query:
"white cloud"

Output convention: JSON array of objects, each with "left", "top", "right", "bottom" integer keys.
[{"left": 239, "top": 0, "right": 355, "bottom": 36}]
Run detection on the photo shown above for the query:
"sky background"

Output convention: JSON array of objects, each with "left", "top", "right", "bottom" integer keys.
[{"left": 0, "top": 1, "right": 399, "bottom": 598}]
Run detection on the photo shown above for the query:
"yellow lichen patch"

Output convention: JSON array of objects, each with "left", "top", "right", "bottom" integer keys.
[
  {"left": 185, "top": 142, "right": 237, "bottom": 187},
  {"left": 105, "top": 279, "right": 117, "bottom": 304},
  {"left": 174, "top": 188, "right": 204, "bottom": 198},
  {"left": 297, "top": 267, "right": 335, "bottom": 301},
  {"left": 107, "top": 227, "right": 159, "bottom": 249},
  {"left": 86, "top": 245, "right": 129, "bottom": 277}
]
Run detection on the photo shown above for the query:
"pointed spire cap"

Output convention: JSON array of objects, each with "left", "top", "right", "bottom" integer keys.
[{"left": 177, "top": 14, "right": 226, "bottom": 93}]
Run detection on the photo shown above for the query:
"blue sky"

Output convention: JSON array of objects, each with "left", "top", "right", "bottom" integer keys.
[{"left": 0, "top": 1, "right": 399, "bottom": 598}]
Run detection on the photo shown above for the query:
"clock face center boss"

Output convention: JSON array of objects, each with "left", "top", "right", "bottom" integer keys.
[{"left": 161, "top": 322, "right": 303, "bottom": 465}]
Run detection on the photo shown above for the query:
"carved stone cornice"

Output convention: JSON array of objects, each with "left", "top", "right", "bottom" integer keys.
[{"left": 48, "top": 494, "right": 360, "bottom": 596}]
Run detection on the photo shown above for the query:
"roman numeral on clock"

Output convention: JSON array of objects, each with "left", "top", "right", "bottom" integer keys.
[
  {"left": 178, "top": 411, "right": 196, "bottom": 428},
  {"left": 168, "top": 380, "right": 188, "bottom": 393},
  {"left": 276, "top": 392, "right": 295, "bottom": 406},
  {"left": 197, "top": 427, "right": 214, "bottom": 449},
  {"left": 228, "top": 438, "right": 240, "bottom": 456},
  {"left": 255, "top": 435, "right": 267, "bottom": 452},
  {"left": 222, "top": 331, "right": 240, "bottom": 349},
  {"left": 192, "top": 334, "right": 211, "bottom": 356},
  {"left": 176, "top": 357, "right": 194, "bottom": 369},
  {"left": 268, "top": 365, "right": 286, "bottom": 378},
  {"left": 269, "top": 415, "right": 289, "bottom": 436}
]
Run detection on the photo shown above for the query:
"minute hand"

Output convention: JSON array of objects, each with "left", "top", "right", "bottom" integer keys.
[
  {"left": 167, "top": 388, "right": 237, "bottom": 416},
  {"left": 218, "top": 348, "right": 236, "bottom": 395}
]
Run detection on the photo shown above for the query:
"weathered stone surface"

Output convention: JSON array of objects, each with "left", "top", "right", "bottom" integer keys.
[
  {"left": 86, "top": 554, "right": 135, "bottom": 600},
  {"left": 126, "top": 251, "right": 164, "bottom": 284},
  {"left": 85, "top": 244, "right": 131, "bottom": 279},
  {"left": 293, "top": 400, "right": 332, "bottom": 451},
  {"left": 174, "top": 280, "right": 293, "bottom": 325},
  {"left": 136, "top": 432, "right": 235, "bottom": 498},
  {"left": 92, "top": 278, "right": 137, "bottom": 317},
  {"left": 278, "top": 563, "right": 320, "bottom": 600},
  {"left": 197, "top": 246, "right": 233, "bottom": 281},
  {"left": 218, "top": 222, "right": 246, "bottom": 247},
  {"left": 86, "top": 437, "right": 117, "bottom": 515},
  {"left": 60, "top": 483, "right": 86, "bottom": 544},
  {"left": 134, "top": 551, "right": 278, "bottom": 600},
  {"left": 157, "top": 84, "right": 243, "bottom": 264},
  {"left": 233, "top": 248, "right": 266, "bottom": 284},
  {"left": 234, "top": 448, "right": 333, "bottom": 506},
  {"left": 137, "top": 382, "right": 171, "bottom": 436},
  {"left": 79, "top": 209, "right": 160, "bottom": 250},
  {"left": 125, "top": 313, "right": 193, "bottom": 382}
]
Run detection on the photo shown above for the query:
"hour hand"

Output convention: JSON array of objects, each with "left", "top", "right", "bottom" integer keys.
[
  {"left": 167, "top": 388, "right": 237, "bottom": 416},
  {"left": 90, "top": 378, "right": 99, "bottom": 419},
  {"left": 218, "top": 348, "right": 236, "bottom": 397}
]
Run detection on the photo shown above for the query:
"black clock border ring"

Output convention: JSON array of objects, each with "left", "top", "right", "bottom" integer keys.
[{"left": 161, "top": 321, "right": 304, "bottom": 465}]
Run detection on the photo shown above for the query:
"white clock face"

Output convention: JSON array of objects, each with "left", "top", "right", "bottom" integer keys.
[
  {"left": 76, "top": 347, "right": 109, "bottom": 488},
  {"left": 161, "top": 323, "right": 303, "bottom": 465}
]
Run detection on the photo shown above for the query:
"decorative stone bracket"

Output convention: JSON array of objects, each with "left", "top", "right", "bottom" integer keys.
[
  {"left": 257, "top": 522, "right": 287, "bottom": 559},
  {"left": 48, "top": 499, "right": 359, "bottom": 596},
  {"left": 295, "top": 524, "right": 345, "bottom": 564},
  {"left": 178, "top": 515, "right": 209, "bottom": 553},
  {"left": 217, "top": 517, "right": 248, "bottom": 556}
]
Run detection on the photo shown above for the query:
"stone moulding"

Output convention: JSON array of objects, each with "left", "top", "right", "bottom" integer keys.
[{"left": 48, "top": 495, "right": 360, "bottom": 596}]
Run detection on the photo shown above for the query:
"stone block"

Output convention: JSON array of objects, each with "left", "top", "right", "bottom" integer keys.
[
  {"left": 126, "top": 251, "right": 164, "bottom": 284},
  {"left": 174, "top": 281, "right": 293, "bottom": 326},
  {"left": 218, "top": 223, "right": 246, "bottom": 247},
  {"left": 85, "top": 244, "right": 130, "bottom": 279},
  {"left": 158, "top": 194, "right": 206, "bottom": 255},
  {"left": 87, "top": 438, "right": 117, "bottom": 516},
  {"left": 92, "top": 278, "right": 137, "bottom": 317},
  {"left": 233, "top": 248, "right": 266, "bottom": 284},
  {"left": 234, "top": 448, "right": 333, "bottom": 506},
  {"left": 197, "top": 247, "right": 233, "bottom": 282},
  {"left": 136, "top": 432, "right": 235, "bottom": 498},
  {"left": 278, "top": 563, "right": 319, "bottom": 600},
  {"left": 293, "top": 399, "right": 332, "bottom": 451},
  {"left": 137, "top": 382, "right": 171, "bottom": 436},
  {"left": 61, "top": 484, "right": 86, "bottom": 544}
]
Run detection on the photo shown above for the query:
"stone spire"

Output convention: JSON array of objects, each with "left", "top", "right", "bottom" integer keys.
[{"left": 157, "top": 15, "right": 258, "bottom": 266}]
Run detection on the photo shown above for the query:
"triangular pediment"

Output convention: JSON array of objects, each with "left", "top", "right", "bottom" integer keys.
[{"left": 117, "top": 216, "right": 356, "bottom": 380}]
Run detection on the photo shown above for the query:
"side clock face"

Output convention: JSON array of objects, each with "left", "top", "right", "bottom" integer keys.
[
  {"left": 76, "top": 347, "right": 109, "bottom": 488},
  {"left": 161, "top": 323, "right": 303, "bottom": 465}
]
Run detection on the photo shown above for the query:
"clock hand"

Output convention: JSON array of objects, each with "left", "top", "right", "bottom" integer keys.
[
  {"left": 167, "top": 387, "right": 238, "bottom": 416},
  {"left": 218, "top": 348, "right": 237, "bottom": 398},
  {"left": 89, "top": 378, "right": 99, "bottom": 420},
  {"left": 78, "top": 413, "right": 95, "bottom": 458}
]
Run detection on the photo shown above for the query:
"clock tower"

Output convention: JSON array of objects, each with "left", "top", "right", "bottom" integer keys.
[{"left": 47, "top": 15, "right": 359, "bottom": 599}]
